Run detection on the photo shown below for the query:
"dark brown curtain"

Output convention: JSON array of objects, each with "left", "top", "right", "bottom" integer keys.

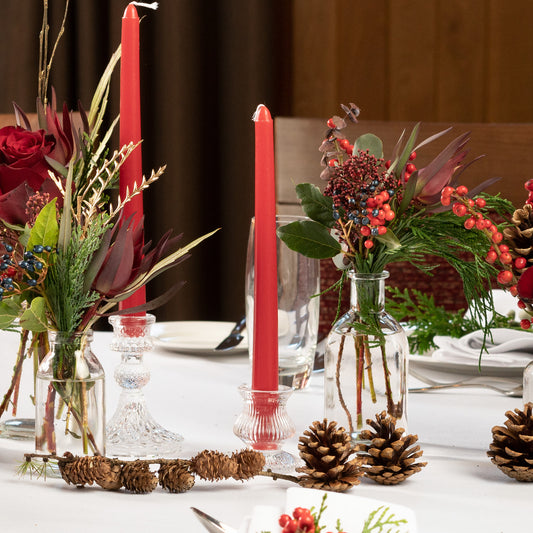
[{"left": 0, "top": 0, "right": 292, "bottom": 323}]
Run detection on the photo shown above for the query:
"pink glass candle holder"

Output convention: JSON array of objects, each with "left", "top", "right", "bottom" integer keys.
[
  {"left": 233, "top": 384, "right": 296, "bottom": 472},
  {"left": 106, "top": 314, "right": 183, "bottom": 458}
]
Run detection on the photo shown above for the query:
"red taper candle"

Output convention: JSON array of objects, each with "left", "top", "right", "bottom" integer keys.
[
  {"left": 119, "top": 3, "right": 146, "bottom": 310},
  {"left": 252, "top": 104, "right": 278, "bottom": 391}
]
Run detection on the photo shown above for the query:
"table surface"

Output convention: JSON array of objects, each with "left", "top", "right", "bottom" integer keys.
[{"left": 0, "top": 327, "right": 531, "bottom": 533}]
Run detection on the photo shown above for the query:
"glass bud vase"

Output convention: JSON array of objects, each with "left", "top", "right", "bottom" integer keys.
[
  {"left": 324, "top": 271, "right": 408, "bottom": 443},
  {"left": 35, "top": 330, "right": 105, "bottom": 456}
]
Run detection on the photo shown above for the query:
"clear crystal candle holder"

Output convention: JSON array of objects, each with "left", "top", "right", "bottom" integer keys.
[
  {"left": 233, "top": 384, "right": 296, "bottom": 472},
  {"left": 106, "top": 314, "right": 183, "bottom": 458}
]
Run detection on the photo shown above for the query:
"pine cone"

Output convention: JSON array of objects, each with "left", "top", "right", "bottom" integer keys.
[
  {"left": 58, "top": 453, "right": 121, "bottom": 490},
  {"left": 121, "top": 460, "right": 158, "bottom": 494},
  {"left": 503, "top": 204, "right": 533, "bottom": 265},
  {"left": 296, "top": 419, "right": 365, "bottom": 492},
  {"left": 357, "top": 411, "right": 426, "bottom": 485},
  {"left": 487, "top": 403, "right": 533, "bottom": 481},
  {"left": 158, "top": 461, "right": 195, "bottom": 493},
  {"left": 231, "top": 449, "right": 266, "bottom": 480},
  {"left": 189, "top": 450, "right": 237, "bottom": 481}
]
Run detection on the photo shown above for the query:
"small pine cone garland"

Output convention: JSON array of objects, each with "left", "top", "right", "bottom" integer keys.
[
  {"left": 296, "top": 419, "right": 365, "bottom": 492},
  {"left": 158, "top": 461, "right": 195, "bottom": 493},
  {"left": 58, "top": 453, "right": 122, "bottom": 490},
  {"left": 189, "top": 450, "right": 237, "bottom": 481},
  {"left": 487, "top": 403, "right": 533, "bottom": 482},
  {"left": 121, "top": 460, "right": 158, "bottom": 494},
  {"left": 503, "top": 204, "right": 533, "bottom": 264},
  {"left": 357, "top": 411, "right": 426, "bottom": 485},
  {"left": 231, "top": 450, "right": 266, "bottom": 480}
]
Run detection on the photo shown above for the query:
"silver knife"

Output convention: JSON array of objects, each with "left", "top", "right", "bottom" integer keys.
[
  {"left": 214, "top": 316, "right": 246, "bottom": 351},
  {"left": 190, "top": 507, "right": 238, "bottom": 533}
]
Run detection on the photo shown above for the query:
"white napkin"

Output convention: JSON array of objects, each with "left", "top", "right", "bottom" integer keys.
[
  {"left": 245, "top": 487, "right": 416, "bottom": 532},
  {"left": 432, "top": 328, "right": 533, "bottom": 367}
]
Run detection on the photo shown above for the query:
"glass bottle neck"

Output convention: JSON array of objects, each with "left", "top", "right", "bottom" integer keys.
[{"left": 349, "top": 271, "right": 388, "bottom": 313}]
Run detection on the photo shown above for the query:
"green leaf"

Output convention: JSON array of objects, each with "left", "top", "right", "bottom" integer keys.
[
  {"left": 44, "top": 156, "right": 68, "bottom": 178},
  {"left": 397, "top": 171, "right": 419, "bottom": 215},
  {"left": 354, "top": 133, "right": 383, "bottom": 158},
  {"left": 0, "top": 298, "right": 21, "bottom": 329},
  {"left": 26, "top": 198, "right": 59, "bottom": 250},
  {"left": 375, "top": 228, "right": 402, "bottom": 249},
  {"left": 277, "top": 220, "right": 341, "bottom": 259},
  {"left": 296, "top": 183, "right": 336, "bottom": 227},
  {"left": 394, "top": 123, "right": 420, "bottom": 180},
  {"left": 19, "top": 297, "right": 48, "bottom": 332}
]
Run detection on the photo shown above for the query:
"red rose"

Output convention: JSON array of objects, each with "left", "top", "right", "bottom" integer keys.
[
  {"left": 0, "top": 126, "right": 59, "bottom": 225},
  {"left": 0, "top": 126, "right": 55, "bottom": 192}
]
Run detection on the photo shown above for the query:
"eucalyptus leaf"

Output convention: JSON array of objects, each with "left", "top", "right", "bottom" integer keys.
[
  {"left": 0, "top": 298, "right": 21, "bottom": 329},
  {"left": 354, "top": 133, "right": 383, "bottom": 159},
  {"left": 296, "top": 183, "right": 335, "bottom": 227},
  {"left": 277, "top": 220, "right": 341, "bottom": 259},
  {"left": 26, "top": 198, "right": 59, "bottom": 250},
  {"left": 19, "top": 297, "right": 48, "bottom": 332}
]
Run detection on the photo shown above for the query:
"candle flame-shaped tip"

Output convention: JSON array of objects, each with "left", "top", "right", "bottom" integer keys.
[
  {"left": 252, "top": 104, "right": 272, "bottom": 122},
  {"left": 123, "top": 3, "right": 139, "bottom": 19}
]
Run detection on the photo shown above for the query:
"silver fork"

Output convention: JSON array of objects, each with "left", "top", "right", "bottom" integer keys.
[{"left": 409, "top": 368, "right": 523, "bottom": 397}]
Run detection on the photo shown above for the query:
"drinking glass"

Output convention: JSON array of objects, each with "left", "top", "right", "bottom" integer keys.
[{"left": 245, "top": 215, "right": 320, "bottom": 390}]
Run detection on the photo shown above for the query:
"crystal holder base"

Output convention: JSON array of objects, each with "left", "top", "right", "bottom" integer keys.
[
  {"left": 233, "top": 384, "right": 296, "bottom": 472},
  {"left": 106, "top": 314, "right": 183, "bottom": 458}
]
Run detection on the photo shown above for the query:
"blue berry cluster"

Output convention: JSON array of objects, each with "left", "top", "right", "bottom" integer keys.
[{"left": 0, "top": 243, "right": 52, "bottom": 298}]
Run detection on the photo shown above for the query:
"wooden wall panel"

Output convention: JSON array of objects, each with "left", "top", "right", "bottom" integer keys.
[
  {"left": 436, "top": 0, "right": 487, "bottom": 122},
  {"left": 291, "top": 0, "right": 533, "bottom": 124},
  {"left": 486, "top": 0, "right": 533, "bottom": 121},
  {"left": 292, "top": 0, "right": 337, "bottom": 116},
  {"left": 336, "top": 0, "right": 388, "bottom": 119},
  {"left": 388, "top": 0, "right": 437, "bottom": 121}
]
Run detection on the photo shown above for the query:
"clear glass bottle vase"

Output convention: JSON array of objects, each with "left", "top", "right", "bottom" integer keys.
[
  {"left": 35, "top": 330, "right": 105, "bottom": 456},
  {"left": 324, "top": 271, "right": 408, "bottom": 443}
]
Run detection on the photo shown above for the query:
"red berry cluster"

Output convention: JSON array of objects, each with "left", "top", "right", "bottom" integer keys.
[
  {"left": 279, "top": 507, "right": 315, "bottom": 533},
  {"left": 441, "top": 185, "right": 533, "bottom": 327},
  {"left": 278, "top": 506, "right": 345, "bottom": 533},
  {"left": 323, "top": 150, "right": 397, "bottom": 252}
]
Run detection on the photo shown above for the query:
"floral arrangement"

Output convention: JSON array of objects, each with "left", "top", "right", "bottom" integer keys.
[
  {"left": 278, "top": 104, "right": 515, "bottom": 432},
  {"left": 0, "top": 2, "right": 214, "bottom": 439},
  {"left": 278, "top": 103, "right": 513, "bottom": 308}
]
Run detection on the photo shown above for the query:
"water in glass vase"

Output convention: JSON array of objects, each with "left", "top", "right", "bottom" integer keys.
[
  {"left": 324, "top": 271, "right": 408, "bottom": 443},
  {"left": 35, "top": 331, "right": 105, "bottom": 456}
]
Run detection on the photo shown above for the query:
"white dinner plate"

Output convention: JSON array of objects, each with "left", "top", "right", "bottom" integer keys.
[
  {"left": 152, "top": 321, "right": 248, "bottom": 355},
  {"left": 409, "top": 353, "right": 525, "bottom": 378}
]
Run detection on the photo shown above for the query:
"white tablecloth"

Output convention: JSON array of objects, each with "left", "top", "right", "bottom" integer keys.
[{"left": 0, "top": 328, "right": 531, "bottom": 532}]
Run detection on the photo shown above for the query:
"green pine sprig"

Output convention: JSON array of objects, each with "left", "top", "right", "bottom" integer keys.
[
  {"left": 386, "top": 286, "right": 520, "bottom": 354},
  {"left": 361, "top": 505, "right": 407, "bottom": 533}
]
